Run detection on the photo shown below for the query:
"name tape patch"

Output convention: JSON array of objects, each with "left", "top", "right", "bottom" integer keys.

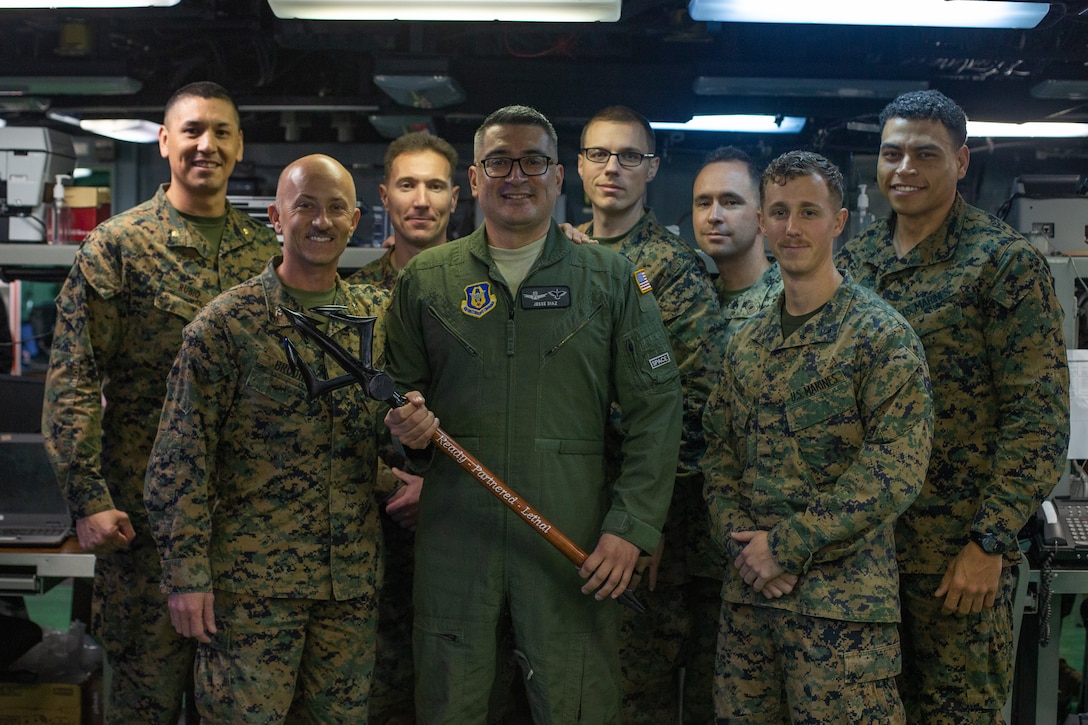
[
  {"left": 649, "top": 352, "right": 672, "bottom": 370},
  {"left": 521, "top": 286, "right": 571, "bottom": 310}
]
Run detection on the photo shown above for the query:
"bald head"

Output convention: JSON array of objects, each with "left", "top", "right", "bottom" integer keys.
[
  {"left": 276, "top": 154, "right": 357, "bottom": 207},
  {"left": 270, "top": 154, "right": 361, "bottom": 290}
]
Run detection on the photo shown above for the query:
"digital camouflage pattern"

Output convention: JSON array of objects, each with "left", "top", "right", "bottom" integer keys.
[
  {"left": 717, "top": 260, "right": 784, "bottom": 349},
  {"left": 702, "top": 274, "right": 932, "bottom": 721},
  {"left": 144, "top": 258, "right": 390, "bottom": 721},
  {"left": 348, "top": 247, "right": 399, "bottom": 292},
  {"left": 349, "top": 246, "right": 416, "bottom": 725},
  {"left": 898, "top": 569, "right": 1016, "bottom": 723},
  {"left": 835, "top": 195, "right": 1070, "bottom": 571},
  {"left": 580, "top": 209, "right": 726, "bottom": 723},
  {"left": 145, "top": 258, "right": 389, "bottom": 599},
  {"left": 42, "top": 184, "right": 279, "bottom": 724},
  {"left": 702, "top": 274, "right": 933, "bottom": 622},
  {"left": 836, "top": 194, "right": 1070, "bottom": 722},
  {"left": 385, "top": 221, "right": 682, "bottom": 723},
  {"left": 194, "top": 590, "right": 378, "bottom": 724},
  {"left": 715, "top": 603, "right": 905, "bottom": 724}
]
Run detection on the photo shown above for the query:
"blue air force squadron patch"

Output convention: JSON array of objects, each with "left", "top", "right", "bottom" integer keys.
[
  {"left": 462, "top": 282, "right": 496, "bottom": 318},
  {"left": 634, "top": 268, "right": 653, "bottom": 294}
]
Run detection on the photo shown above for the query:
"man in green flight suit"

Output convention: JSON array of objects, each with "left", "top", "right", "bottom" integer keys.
[{"left": 383, "top": 104, "right": 683, "bottom": 724}]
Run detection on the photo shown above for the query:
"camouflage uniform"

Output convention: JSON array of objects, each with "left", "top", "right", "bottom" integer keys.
[
  {"left": 348, "top": 247, "right": 399, "bottom": 292},
  {"left": 580, "top": 208, "right": 726, "bottom": 724},
  {"left": 716, "top": 260, "right": 783, "bottom": 346},
  {"left": 384, "top": 221, "right": 683, "bottom": 724},
  {"left": 144, "top": 257, "right": 390, "bottom": 723},
  {"left": 836, "top": 194, "right": 1070, "bottom": 723},
  {"left": 702, "top": 274, "right": 933, "bottom": 723},
  {"left": 348, "top": 248, "right": 416, "bottom": 725},
  {"left": 42, "top": 185, "right": 279, "bottom": 725}
]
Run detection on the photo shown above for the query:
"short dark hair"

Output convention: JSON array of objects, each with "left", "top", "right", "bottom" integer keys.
[
  {"left": 581, "top": 105, "right": 656, "bottom": 154},
  {"left": 164, "top": 81, "right": 239, "bottom": 125},
  {"left": 699, "top": 146, "right": 760, "bottom": 192},
  {"left": 760, "top": 150, "right": 845, "bottom": 209},
  {"left": 474, "top": 105, "right": 558, "bottom": 160},
  {"left": 879, "top": 89, "right": 968, "bottom": 148},
  {"left": 384, "top": 132, "right": 458, "bottom": 182}
]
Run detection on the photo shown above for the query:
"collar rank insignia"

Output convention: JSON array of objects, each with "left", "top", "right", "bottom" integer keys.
[
  {"left": 634, "top": 268, "right": 653, "bottom": 295},
  {"left": 461, "top": 282, "right": 496, "bottom": 318}
]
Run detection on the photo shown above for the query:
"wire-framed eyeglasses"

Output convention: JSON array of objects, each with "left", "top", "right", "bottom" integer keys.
[
  {"left": 580, "top": 147, "right": 655, "bottom": 168},
  {"left": 478, "top": 155, "right": 554, "bottom": 178}
]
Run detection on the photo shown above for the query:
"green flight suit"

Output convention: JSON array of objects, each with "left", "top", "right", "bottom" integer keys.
[{"left": 385, "top": 221, "right": 683, "bottom": 724}]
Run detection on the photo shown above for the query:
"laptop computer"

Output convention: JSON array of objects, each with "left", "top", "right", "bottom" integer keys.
[{"left": 0, "top": 432, "right": 72, "bottom": 546}]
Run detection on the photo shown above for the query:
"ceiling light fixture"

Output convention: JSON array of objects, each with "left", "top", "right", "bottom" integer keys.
[
  {"left": 687, "top": 0, "right": 1050, "bottom": 29},
  {"left": 1030, "top": 80, "right": 1088, "bottom": 100},
  {"left": 1, "top": 0, "right": 179, "bottom": 7},
  {"left": 694, "top": 76, "right": 928, "bottom": 98},
  {"left": 47, "top": 112, "right": 160, "bottom": 143},
  {"left": 651, "top": 115, "right": 806, "bottom": 134},
  {"left": 267, "top": 0, "right": 620, "bottom": 21},
  {"left": 968, "top": 121, "right": 1088, "bottom": 138},
  {"left": 0, "top": 76, "right": 141, "bottom": 95}
]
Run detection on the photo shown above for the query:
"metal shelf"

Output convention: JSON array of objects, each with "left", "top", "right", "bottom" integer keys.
[{"left": 0, "top": 243, "right": 387, "bottom": 272}]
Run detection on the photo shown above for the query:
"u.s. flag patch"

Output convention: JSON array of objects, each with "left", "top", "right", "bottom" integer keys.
[{"left": 634, "top": 269, "right": 653, "bottom": 294}]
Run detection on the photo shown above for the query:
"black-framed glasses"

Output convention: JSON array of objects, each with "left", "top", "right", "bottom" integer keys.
[
  {"left": 478, "top": 155, "right": 554, "bottom": 178},
  {"left": 580, "top": 147, "right": 655, "bottom": 168}
]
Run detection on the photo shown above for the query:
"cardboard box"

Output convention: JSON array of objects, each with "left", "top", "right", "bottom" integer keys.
[
  {"left": 0, "top": 682, "right": 81, "bottom": 725},
  {"left": 62, "top": 187, "right": 110, "bottom": 209}
]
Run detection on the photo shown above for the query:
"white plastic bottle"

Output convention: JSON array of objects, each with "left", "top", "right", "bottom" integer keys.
[{"left": 48, "top": 173, "right": 72, "bottom": 244}]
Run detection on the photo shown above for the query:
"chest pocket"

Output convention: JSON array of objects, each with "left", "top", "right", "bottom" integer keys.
[
  {"left": 785, "top": 378, "right": 862, "bottom": 483},
  {"left": 911, "top": 302, "right": 963, "bottom": 338},
  {"left": 246, "top": 352, "right": 310, "bottom": 411},
  {"left": 154, "top": 277, "right": 212, "bottom": 323}
]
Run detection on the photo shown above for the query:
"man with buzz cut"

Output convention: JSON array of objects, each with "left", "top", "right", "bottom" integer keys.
[
  {"left": 837, "top": 88, "right": 1070, "bottom": 723},
  {"left": 383, "top": 103, "right": 683, "bottom": 724},
  {"left": 692, "top": 145, "right": 783, "bottom": 340},
  {"left": 43, "top": 81, "right": 279, "bottom": 724},
  {"left": 576, "top": 104, "right": 726, "bottom": 723},
  {"left": 349, "top": 130, "right": 460, "bottom": 725}
]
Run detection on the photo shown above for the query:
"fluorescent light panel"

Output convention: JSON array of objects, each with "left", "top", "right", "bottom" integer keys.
[
  {"left": 2, "top": 1, "right": 179, "bottom": 6},
  {"left": 0, "top": 76, "right": 141, "bottom": 95},
  {"left": 694, "top": 76, "right": 928, "bottom": 99},
  {"left": 48, "top": 111, "right": 160, "bottom": 143},
  {"left": 267, "top": 0, "right": 620, "bottom": 21},
  {"left": 967, "top": 121, "right": 1088, "bottom": 138},
  {"left": 688, "top": 0, "right": 1050, "bottom": 29},
  {"left": 1031, "top": 80, "right": 1088, "bottom": 100},
  {"left": 651, "top": 115, "right": 806, "bottom": 134}
]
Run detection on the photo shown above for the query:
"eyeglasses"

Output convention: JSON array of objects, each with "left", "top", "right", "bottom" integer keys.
[
  {"left": 580, "top": 147, "right": 655, "bottom": 168},
  {"left": 477, "top": 155, "right": 554, "bottom": 178}
]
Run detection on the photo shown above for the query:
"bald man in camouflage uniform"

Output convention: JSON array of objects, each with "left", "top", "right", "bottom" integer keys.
[
  {"left": 837, "top": 90, "right": 1070, "bottom": 723},
  {"left": 703, "top": 151, "right": 933, "bottom": 722},
  {"left": 42, "top": 82, "right": 278, "bottom": 724},
  {"left": 576, "top": 105, "right": 726, "bottom": 723},
  {"left": 145, "top": 154, "right": 395, "bottom": 723}
]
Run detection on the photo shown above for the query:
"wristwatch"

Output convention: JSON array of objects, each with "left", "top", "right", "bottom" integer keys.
[{"left": 970, "top": 530, "right": 1008, "bottom": 555}]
